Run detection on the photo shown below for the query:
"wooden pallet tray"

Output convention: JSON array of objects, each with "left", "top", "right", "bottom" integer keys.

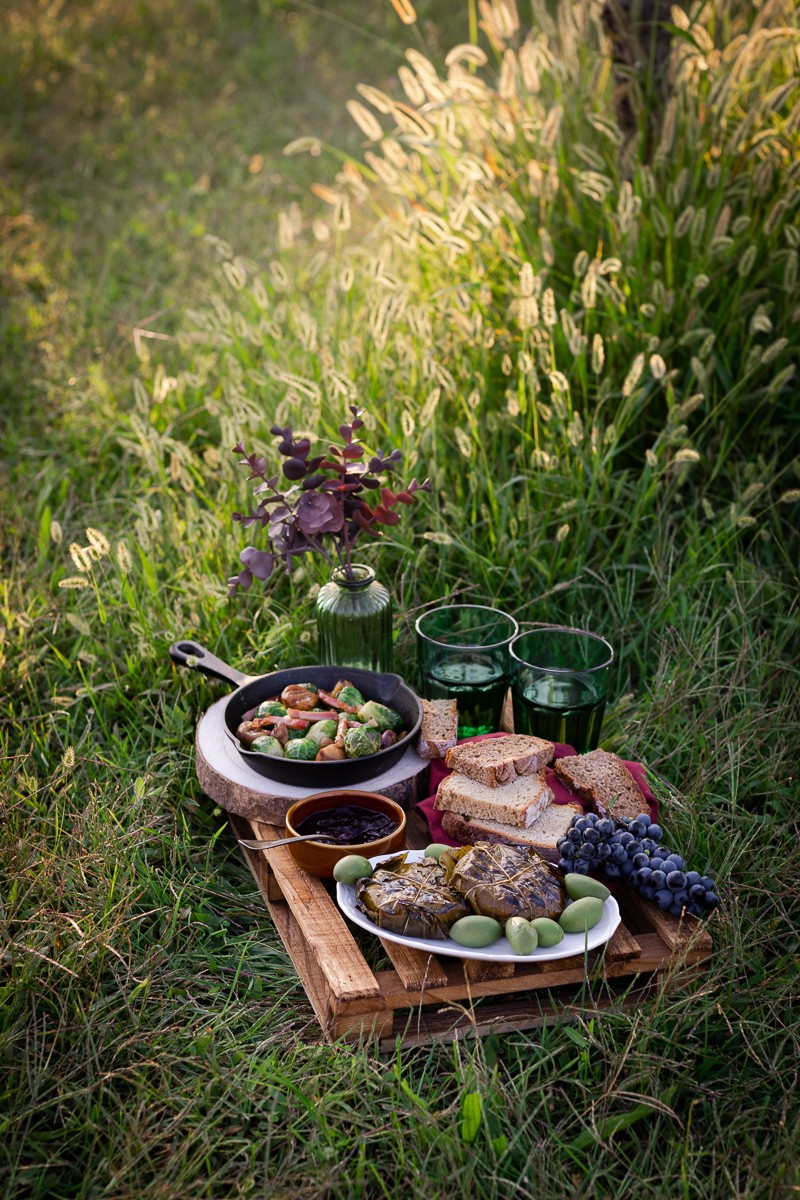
[{"left": 230, "top": 807, "right": 713, "bottom": 1050}]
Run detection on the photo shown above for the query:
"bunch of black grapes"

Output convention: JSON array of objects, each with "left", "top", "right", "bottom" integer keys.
[{"left": 556, "top": 812, "right": 718, "bottom": 919}]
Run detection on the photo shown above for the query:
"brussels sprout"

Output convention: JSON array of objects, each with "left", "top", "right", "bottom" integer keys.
[
  {"left": 255, "top": 700, "right": 287, "bottom": 718},
  {"left": 284, "top": 737, "right": 319, "bottom": 761},
  {"left": 335, "top": 684, "right": 365, "bottom": 709},
  {"left": 343, "top": 725, "right": 382, "bottom": 758},
  {"left": 332, "top": 679, "right": 357, "bottom": 698},
  {"left": 357, "top": 701, "right": 404, "bottom": 732},
  {"left": 306, "top": 719, "right": 338, "bottom": 747},
  {"left": 286, "top": 726, "right": 308, "bottom": 740},
  {"left": 250, "top": 735, "right": 285, "bottom": 757}
]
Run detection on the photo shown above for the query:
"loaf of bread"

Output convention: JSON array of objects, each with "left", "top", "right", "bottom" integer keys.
[
  {"left": 434, "top": 769, "right": 554, "bottom": 828},
  {"left": 553, "top": 749, "right": 647, "bottom": 821},
  {"left": 443, "top": 734, "right": 554, "bottom": 788},
  {"left": 440, "top": 801, "right": 582, "bottom": 864},
  {"left": 417, "top": 698, "right": 459, "bottom": 760}
]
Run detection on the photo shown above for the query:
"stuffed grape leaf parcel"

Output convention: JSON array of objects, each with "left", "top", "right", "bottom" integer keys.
[
  {"left": 438, "top": 842, "right": 566, "bottom": 923},
  {"left": 355, "top": 853, "right": 469, "bottom": 940}
]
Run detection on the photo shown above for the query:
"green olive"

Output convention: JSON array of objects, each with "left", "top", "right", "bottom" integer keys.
[
  {"left": 530, "top": 918, "right": 565, "bottom": 947},
  {"left": 332, "top": 854, "right": 374, "bottom": 885},
  {"left": 559, "top": 895, "right": 605, "bottom": 935},
  {"left": 564, "top": 873, "right": 611, "bottom": 902},
  {"left": 450, "top": 915, "right": 502, "bottom": 948},
  {"left": 505, "top": 916, "right": 539, "bottom": 956}
]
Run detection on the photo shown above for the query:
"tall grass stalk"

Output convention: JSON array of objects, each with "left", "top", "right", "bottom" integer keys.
[{"left": 1, "top": 2, "right": 799, "bottom": 1197}]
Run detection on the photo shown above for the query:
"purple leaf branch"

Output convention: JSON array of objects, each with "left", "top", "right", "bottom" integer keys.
[{"left": 228, "top": 406, "right": 431, "bottom": 596}]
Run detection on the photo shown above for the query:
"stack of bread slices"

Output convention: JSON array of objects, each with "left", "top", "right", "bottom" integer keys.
[{"left": 434, "top": 735, "right": 582, "bottom": 863}]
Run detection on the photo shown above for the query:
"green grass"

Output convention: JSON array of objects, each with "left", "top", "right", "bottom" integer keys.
[{"left": 2, "top": 1, "right": 800, "bottom": 1197}]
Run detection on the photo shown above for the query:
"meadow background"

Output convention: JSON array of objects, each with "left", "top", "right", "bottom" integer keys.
[{"left": 1, "top": 1, "right": 799, "bottom": 1197}]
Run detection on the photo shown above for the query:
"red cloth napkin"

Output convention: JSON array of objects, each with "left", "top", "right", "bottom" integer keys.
[{"left": 417, "top": 733, "right": 658, "bottom": 847}]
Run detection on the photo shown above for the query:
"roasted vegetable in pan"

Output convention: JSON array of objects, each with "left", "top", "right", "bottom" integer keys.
[
  {"left": 250, "top": 734, "right": 285, "bottom": 757},
  {"left": 344, "top": 725, "right": 382, "bottom": 758},
  {"left": 284, "top": 737, "right": 319, "bottom": 761},
  {"left": 235, "top": 677, "right": 407, "bottom": 762},
  {"left": 280, "top": 683, "right": 319, "bottom": 711},
  {"left": 439, "top": 842, "right": 566, "bottom": 923},
  {"left": 306, "top": 719, "right": 338, "bottom": 748},
  {"left": 316, "top": 744, "right": 347, "bottom": 761},
  {"left": 355, "top": 853, "right": 469, "bottom": 940},
  {"left": 357, "top": 700, "right": 404, "bottom": 732},
  {"left": 334, "top": 683, "right": 365, "bottom": 709},
  {"left": 235, "top": 720, "right": 271, "bottom": 748}
]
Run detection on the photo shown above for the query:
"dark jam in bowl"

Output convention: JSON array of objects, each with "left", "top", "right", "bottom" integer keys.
[{"left": 295, "top": 804, "right": 398, "bottom": 845}]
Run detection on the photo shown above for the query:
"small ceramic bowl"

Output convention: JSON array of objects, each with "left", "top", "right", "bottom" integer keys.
[{"left": 284, "top": 790, "right": 406, "bottom": 879}]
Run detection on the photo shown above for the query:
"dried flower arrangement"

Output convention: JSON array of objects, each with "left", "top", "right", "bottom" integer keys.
[{"left": 228, "top": 405, "right": 430, "bottom": 595}]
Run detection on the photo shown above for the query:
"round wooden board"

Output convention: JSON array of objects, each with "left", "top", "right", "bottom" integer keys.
[{"left": 195, "top": 697, "right": 432, "bottom": 824}]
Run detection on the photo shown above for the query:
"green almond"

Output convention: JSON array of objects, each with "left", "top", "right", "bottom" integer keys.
[
  {"left": 332, "top": 854, "right": 374, "bottom": 885},
  {"left": 559, "top": 895, "right": 605, "bottom": 935},
  {"left": 450, "top": 915, "right": 502, "bottom": 949},
  {"left": 564, "top": 873, "right": 611, "bottom": 902},
  {"left": 423, "top": 843, "right": 450, "bottom": 861},
  {"left": 505, "top": 916, "right": 539, "bottom": 956},
  {"left": 530, "top": 917, "right": 565, "bottom": 947}
]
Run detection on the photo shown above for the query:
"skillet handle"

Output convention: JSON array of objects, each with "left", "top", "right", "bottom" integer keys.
[{"left": 168, "top": 640, "right": 251, "bottom": 687}]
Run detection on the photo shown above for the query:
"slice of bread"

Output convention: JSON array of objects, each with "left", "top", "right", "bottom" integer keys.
[
  {"left": 434, "top": 769, "right": 554, "bottom": 828},
  {"left": 553, "top": 749, "right": 647, "bottom": 822},
  {"left": 443, "top": 734, "right": 554, "bottom": 788},
  {"left": 417, "top": 698, "right": 459, "bottom": 760},
  {"left": 440, "top": 801, "right": 582, "bottom": 864}
]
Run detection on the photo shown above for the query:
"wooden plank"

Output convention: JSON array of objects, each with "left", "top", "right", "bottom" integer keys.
[
  {"left": 268, "top": 894, "right": 394, "bottom": 1042},
  {"left": 624, "top": 930, "right": 711, "bottom": 967},
  {"left": 236, "top": 837, "right": 285, "bottom": 904},
  {"left": 613, "top": 886, "right": 714, "bottom": 956},
  {"left": 267, "top": 893, "right": 340, "bottom": 1035},
  {"left": 228, "top": 814, "right": 385, "bottom": 1034},
  {"left": 247, "top": 818, "right": 382, "bottom": 1004},
  {"left": 463, "top": 958, "right": 516, "bottom": 984},
  {"left": 603, "top": 923, "right": 642, "bottom": 962},
  {"left": 380, "top": 941, "right": 450, "bottom": 991},
  {"left": 379, "top": 981, "right": 661, "bottom": 1050},
  {"left": 639, "top": 900, "right": 713, "bottom": 957},
  {"left": 371, "top": 946, "right": 667, "bottom": 1012}
]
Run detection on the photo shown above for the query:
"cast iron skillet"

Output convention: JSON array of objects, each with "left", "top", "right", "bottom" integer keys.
[{"left": 169, "top": 640, "right": 424, "bottom": 786}]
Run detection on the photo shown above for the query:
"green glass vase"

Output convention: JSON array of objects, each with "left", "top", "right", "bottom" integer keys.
[{"left": 315, "top": 564, "right": 393, "bottom": 673}]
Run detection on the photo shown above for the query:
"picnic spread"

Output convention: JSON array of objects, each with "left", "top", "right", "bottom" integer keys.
[{"left": 182, "top": 648, "right": 715, "bottom": 1048}]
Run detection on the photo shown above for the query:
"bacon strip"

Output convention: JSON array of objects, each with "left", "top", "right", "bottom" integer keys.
[
  {"left": 254, "top": 713, "right": 310, "bottom": 729},
  {"left": 318, "top": 689, "right": 361, "bottom": 714},
  {"left": 334, "top": 712, "right": 350, "bottom": 747}
]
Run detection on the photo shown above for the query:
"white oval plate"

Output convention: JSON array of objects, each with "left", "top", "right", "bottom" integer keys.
[{"left": 335, "top": 849, "right": 621, "bottom": 964}]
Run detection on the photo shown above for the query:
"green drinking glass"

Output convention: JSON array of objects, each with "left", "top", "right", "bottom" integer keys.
[
  {"left": 415, "top": 604, "right": 519, "bottom": 737},
  {"left": 509, "top": 625, "right": 615, "bottom": 753}
]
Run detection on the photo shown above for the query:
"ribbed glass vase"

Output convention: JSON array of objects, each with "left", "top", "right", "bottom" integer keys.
[{"left": 315, "top": 564, "right": 393, "bottom": 673}]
